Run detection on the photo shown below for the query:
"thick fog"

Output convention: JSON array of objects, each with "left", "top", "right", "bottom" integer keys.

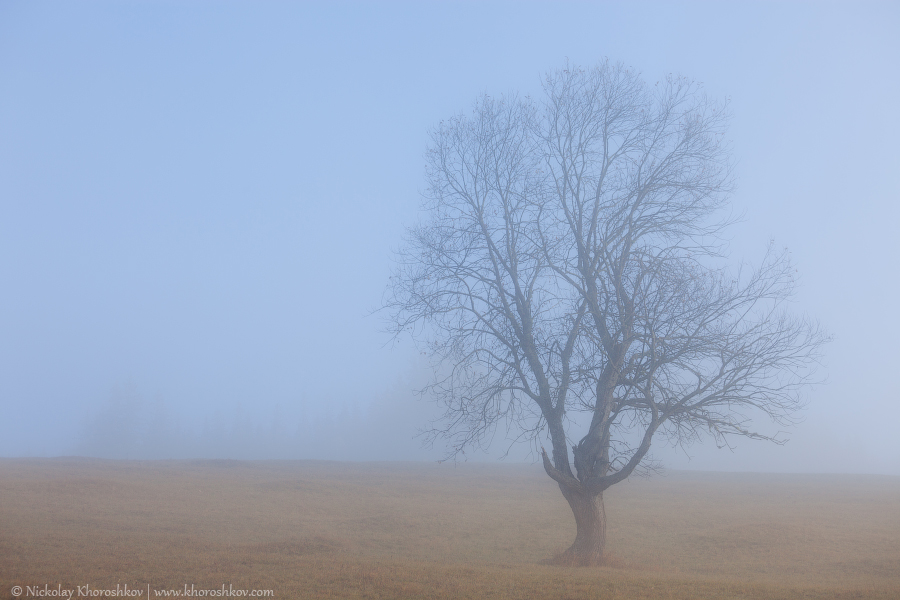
[{"left": 1, "top": 2, "right": 897, "bottom": 474}]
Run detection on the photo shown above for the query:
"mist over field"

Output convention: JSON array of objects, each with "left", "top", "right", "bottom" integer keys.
[{"left": 1, "top": 2, "right": 898, "bottom": 476}]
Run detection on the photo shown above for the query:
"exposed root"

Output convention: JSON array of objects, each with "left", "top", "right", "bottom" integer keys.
[{"left": 540, "top": 547, "right": 628, "bottom": 568}]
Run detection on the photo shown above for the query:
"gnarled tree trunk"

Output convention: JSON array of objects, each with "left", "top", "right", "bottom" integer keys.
[
  {"left": 555, "top": 485, "right": 606, "bottom": 566},
  {"left": 541, "top": 446, "right": 613, "bottom": 566}
]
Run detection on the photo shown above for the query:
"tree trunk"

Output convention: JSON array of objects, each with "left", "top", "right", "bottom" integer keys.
[{"left": 555, "top": 485, "right": 607, "bottom": 566}]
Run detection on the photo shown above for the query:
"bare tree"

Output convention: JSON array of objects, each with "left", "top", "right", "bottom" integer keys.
[{"left": 386, "top": 61, "right": 827, "bottom": 566}]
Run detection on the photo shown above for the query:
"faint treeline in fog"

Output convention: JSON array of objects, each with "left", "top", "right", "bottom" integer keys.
[{"left": 74, "top": 380, "right": 447, "bottom": 461}]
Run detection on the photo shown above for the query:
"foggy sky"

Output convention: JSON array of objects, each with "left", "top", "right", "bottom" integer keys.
[{"left": 1, "top": 1, "right": 897, "bottom": 474}]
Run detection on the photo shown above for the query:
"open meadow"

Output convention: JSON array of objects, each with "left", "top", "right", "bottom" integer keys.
[{"left": 1, "top": 458, "right": 898, "bottom": 599}]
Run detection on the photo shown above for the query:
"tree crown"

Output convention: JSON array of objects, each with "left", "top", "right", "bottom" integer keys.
[{"left": 387, "top": 61, "right": 827, "bottom": 487}]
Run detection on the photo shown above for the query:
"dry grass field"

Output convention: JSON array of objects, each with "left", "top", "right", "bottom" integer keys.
[{"left": 1, "top": 458, "right": 898, "bottom": 599}]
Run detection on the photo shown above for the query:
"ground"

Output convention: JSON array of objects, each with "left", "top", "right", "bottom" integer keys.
[{"left": 1, "top": 458, "right": 898, "bottom": 599}]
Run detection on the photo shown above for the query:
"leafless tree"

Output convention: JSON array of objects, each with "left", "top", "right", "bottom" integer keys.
[{"left": 385, "top": 61, "right": 827, "bottom": 566}]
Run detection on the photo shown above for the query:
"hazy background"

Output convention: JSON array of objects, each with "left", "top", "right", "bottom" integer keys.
[{"left": 1, "top": 1, "right": 897, "bottom": 474}]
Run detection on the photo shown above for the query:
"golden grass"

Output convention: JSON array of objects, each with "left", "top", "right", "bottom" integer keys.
[{"left": 1, "top": 458, "right": 898, "bottom": 599}]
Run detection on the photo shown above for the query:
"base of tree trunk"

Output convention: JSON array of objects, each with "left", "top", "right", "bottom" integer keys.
[{"left": 543, "top": 486, "right": 607, "bottom": 567}]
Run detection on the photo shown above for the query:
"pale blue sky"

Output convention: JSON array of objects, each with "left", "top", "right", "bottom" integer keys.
[{"left": 1, "top": 2, "right": 897, "bottom": 472}]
